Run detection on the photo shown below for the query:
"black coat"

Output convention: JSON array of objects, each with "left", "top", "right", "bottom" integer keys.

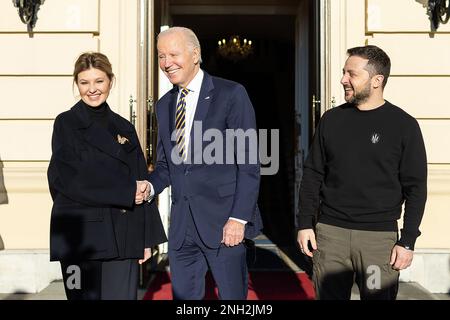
[{"left": 48, "top": 100, "right": 167, "bottom": 261}]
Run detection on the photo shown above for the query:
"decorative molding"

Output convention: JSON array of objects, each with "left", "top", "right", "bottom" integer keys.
[
  {"left": 428, "top": 164, "right": 450, "bottom": 194},
  {"left": 1, "top": 163, "right": 49, "bottom": 193},
  {"left": 170, "top": 5, "right": 297, "bottom": 15}
]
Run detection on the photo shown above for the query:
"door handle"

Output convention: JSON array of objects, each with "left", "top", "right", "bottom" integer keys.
[
  {"left": 331, "top": 96, "right": 336, "bottom": 108},
  {"left": 147, "top": 96, "right": 155, "bottom": 160},
  {"left": 129, "top": 95, "right": 137, "bottom": 126},
  {"left": 312, "top": 94, "right": 321, "bottom": 133}
]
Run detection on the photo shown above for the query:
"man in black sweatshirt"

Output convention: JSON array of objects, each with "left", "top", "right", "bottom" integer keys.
[{"left": 296, "top": 45, "right": 427, "bottom": 300}]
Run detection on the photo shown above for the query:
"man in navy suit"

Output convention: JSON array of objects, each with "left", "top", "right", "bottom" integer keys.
[{"left": 140, "top": 27, "right": 262, "bottom": 300}]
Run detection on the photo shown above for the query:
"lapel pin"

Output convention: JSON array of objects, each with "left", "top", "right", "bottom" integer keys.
[
  {"left": 204, "top": 96, "right": 210, "bottom": 100},
  {"left": 117, "top": 134, "right": 129, "bottom": 145}
]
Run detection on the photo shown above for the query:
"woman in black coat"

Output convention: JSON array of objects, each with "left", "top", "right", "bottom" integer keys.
[{"left": 47, "top": 52, "right": 167, "bottom": 300}]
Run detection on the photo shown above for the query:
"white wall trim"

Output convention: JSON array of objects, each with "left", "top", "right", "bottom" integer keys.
[
  {"left": 400, "top": 249, "right": 450, "bottom": 293},
  {"left": 0, "top": 250, "right": 61, "bottom": 294}
]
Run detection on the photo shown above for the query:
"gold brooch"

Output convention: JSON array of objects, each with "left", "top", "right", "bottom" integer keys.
[{"left": 117, "top": 134, "right": 129, "bottom": 145}]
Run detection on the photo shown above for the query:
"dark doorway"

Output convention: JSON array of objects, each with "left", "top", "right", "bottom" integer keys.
[{"left": 172, "top": 14, "right": 297, "bottom": 246}]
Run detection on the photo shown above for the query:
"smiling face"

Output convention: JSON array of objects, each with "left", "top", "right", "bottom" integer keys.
[
  {"left": 76, "top": 67, "right": 112, "bottom": 107},
  {"left": 340, "top": 55, "right": 374, "bottom": 105},
  {"left": 157, "top": 31, "right": 200, "bottom": 88}
]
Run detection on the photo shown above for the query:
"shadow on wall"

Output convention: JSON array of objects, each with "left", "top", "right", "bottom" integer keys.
[
  {"left": 1, "top": 154, "right": 8, "bottom": 250},
  {"left": 0, "top": 155, "right": 8, "bottom": 205},
  {"left": 415, "top": 0, "right": 428, "bottom": 7}
]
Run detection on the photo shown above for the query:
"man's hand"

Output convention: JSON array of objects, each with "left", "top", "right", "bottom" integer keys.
[
  {"left": 390, "top": 245, "right": 413, "bottom": 270},
  {"left": 135, "top": 180, "right": 150, "bottom": 205},
  {"left": 297, "top": 229, "right": 317, "bottom": 258},
  {"left": 222, "top": 219, "right": 245, "bottom": 247},
  {"left": 138, "top": 248, "right": 152, "bottom": 265}
]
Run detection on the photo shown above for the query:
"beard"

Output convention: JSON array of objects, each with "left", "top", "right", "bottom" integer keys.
[{"left": 346, "top": 82, "right": 371, "bottom": 105}]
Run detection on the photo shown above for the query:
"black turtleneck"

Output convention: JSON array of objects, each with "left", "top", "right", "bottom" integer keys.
[
  {"left": 82, "top": 100, "right": 117, "bottom": 137},
  {"left": 84, "top": 101, "right": 109, "bottom": 128}
]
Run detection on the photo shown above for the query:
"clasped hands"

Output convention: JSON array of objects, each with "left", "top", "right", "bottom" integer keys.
[{"left": 135, "top": 180, "right": 151, "bottom": 205}]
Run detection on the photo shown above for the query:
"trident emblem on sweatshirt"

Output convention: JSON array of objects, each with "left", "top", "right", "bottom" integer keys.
[{"left": 371, "top": 133, "right": 380, "bottom": 144}]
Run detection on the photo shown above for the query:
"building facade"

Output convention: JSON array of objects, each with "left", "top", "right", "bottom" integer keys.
[{"left": 0, "top": 0, "right": 449, "bottom": 294}]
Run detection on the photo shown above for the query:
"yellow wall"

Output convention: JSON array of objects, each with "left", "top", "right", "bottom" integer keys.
[
  {"left": 0, "top": 0, "right": 449, "bottom": 251},
  {"left": 0, "top": 0, "right": 138, "bottom": 249}
]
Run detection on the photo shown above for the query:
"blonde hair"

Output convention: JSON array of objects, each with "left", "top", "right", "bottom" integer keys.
[{"left": 73, "top": 52, "right": 115, "bottom": 83}]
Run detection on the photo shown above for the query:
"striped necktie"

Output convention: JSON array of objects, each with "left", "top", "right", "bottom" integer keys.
[{"left": 175, "top": 88, "right": 189, "bottom": 160}]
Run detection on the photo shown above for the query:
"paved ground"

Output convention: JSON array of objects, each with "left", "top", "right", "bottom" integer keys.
[
  {"left": 0, "top": 281, "right": 148, "bottom": 300},
  {"left": 2, "top": 279, "right": 447, "bottom": 300},
  {"left": 1, "top": 235, "right": 448, "bottom": 300}
]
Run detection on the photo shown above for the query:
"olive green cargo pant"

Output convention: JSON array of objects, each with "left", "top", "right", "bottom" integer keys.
[{"left": 312, "top": 222, "right": 400, "bottom": 300}]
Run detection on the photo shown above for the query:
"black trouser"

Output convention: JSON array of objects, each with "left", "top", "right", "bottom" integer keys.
[{"left": 60, "top": 259, "right": 139, "bottom": 300}]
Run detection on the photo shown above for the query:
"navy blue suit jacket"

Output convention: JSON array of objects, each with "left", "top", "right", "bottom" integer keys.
[{"left": 149, "top": 71, "right": 263, "bottom": 249}]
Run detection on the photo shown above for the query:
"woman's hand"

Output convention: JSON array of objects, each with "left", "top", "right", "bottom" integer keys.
[
  {"left": 135, "top": 180, "right": 150, "bottom": 204},
  {"left": 138, "top": 248, "right": 152, "bottom": 265}
]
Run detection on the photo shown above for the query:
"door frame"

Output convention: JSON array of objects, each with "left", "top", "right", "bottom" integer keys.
[
  {"left": 294, "top": 0, "right": 324, "bottom": 225},
  {"left": 152, "top": 0, "right": 324, "bottom": 243}
]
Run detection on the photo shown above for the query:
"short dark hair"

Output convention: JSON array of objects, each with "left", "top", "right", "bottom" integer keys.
[{"left": 347, "top": 45, "right": 391, "bottom": 88}]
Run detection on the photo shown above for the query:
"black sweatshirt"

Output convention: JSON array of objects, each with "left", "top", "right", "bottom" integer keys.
[{"left": 297, "top": 101, "right": 427, "bottom": 250}]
